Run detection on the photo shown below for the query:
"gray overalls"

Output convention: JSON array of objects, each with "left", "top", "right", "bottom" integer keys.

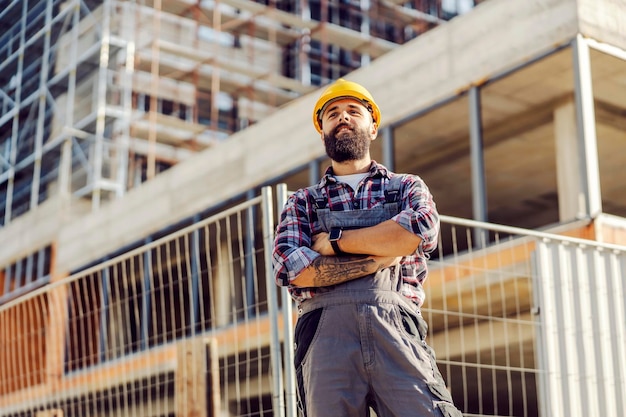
[{"left": 294, "top": 178, "right": 461, "bottom": 417}]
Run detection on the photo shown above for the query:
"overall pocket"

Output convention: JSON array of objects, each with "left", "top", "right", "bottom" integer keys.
[
  {"left": 294, "top": 307, "right": 324, "bottom": 416},
  {"left": 398, "top": 304, "right": 428, "bottom": 341}
]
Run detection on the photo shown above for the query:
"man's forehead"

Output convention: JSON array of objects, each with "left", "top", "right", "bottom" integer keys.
[{"left": 322, "top": 97, "right": 368, "bottom": 116}]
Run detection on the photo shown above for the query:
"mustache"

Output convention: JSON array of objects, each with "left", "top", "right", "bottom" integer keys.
[{"left": 332, "top": 122, "right": 353, "bottom": 136}]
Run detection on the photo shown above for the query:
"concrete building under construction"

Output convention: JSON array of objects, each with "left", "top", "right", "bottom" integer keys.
[{"left": 1, "top": 0, "right": 625, "bottom": 416}]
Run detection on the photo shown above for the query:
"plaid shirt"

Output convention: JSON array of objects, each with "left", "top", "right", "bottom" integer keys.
[{"left": 272, "top": 161, "right": 439, "bottom": 308}]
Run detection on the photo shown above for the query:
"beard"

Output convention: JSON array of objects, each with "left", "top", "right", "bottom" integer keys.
[{"left": 323, "top": 123, "right": 371, "bottom": 163}]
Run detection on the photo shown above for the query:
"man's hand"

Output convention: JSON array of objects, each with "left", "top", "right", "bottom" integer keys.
[{"left": 311, "top": 232, "right": 334, "bottom": 255}]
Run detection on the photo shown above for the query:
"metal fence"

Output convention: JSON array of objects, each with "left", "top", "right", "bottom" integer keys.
[
  {"left": 1, "top": 185, "right": 625, "bottom": 417},
  {"left": 429, "top": 216, "right": 626, "bottom": 417}
]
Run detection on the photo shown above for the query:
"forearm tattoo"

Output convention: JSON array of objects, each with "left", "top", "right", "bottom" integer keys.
[{"left": 309, "top": 255, "right": 388, "bottom": 287}]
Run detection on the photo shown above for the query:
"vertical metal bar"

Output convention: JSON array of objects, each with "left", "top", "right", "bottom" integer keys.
[
  {"left": 37, "top": 247, "right": 45, "bottom": 282},
  {"left": 25, "top": 254, "right": 33, "bottom": 286},
  {"left": 2, "top": 265, "right": 11, "bottom": 297},
  {"left": 92, "top": 0, "right": 113, "bottom": 209},
  {"left": 30, "top": 0, "right": 53, "bottom": 210},
  {"left": 100, "top": 262, "right": 110, "bottom": 362},
  {"left": 535, "top": 240, "right": 564, "bottom": 416},
  {"left": 608, "top": 251, "right": 626, "bottom": 416},
  {"left": 59, "top": 0, "right": 81, "bottom": 199},
  {"left": 262, "top": 186, "right": 286, "bottom": 417},
  {"left": 116, "top": 2, "right": 135, "bottom": 198},
  {"left": 299, "top": 0, "right": 311, "bottom": 85},
  {"left": 245, "top": 190, "right": 256, "bottom": 317},
  {"left": 380, "top": 125, "right": 394, "bottom": 171},
  {"left": 14, "top": 257, "right": 23, "bottom": 289},
  {"left": 587, "top": 249, "right": 607, "bottom": 417},
  {"left": 572, "top": 34, "right": 602, "bottom": 218},
  {"left": 190, "top": 215, "right": 201, "bottom": 334},
  {"left": 277, "top": 183, "right": 297, "bottom": 417},
  {"left": 4, "top": 1, "right": 28, "bottom": 224},
  {"left": 59, "top": 138, "right": 73, "bottom": 198},
  {"left": 309, "top": 159, "right": 320, "bottom": 186},
  {"left": 141, "top": 240, "right": 152, "bottom": 350},
  {"left": 360, "top": 0, "right": 371, "bottom": 66},
  {"left": 469, "top": 86, "right": 487, "bottom": 246}
]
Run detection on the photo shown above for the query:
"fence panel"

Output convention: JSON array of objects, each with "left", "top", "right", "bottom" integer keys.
[
  {"left": 2, "top": 189, "right": 626, "bottom": 417},
  {"left": 427, "top": 216, "right": 626, "bottom": 417},
  {"left": 0, "top": 190, "right": 285, "bottom": 417},
  {"left": 427, "top": 218, "right": 541, "bottom": 417},
  {"left": 534, "top": 239, "right": 626, "bottom": 417}
]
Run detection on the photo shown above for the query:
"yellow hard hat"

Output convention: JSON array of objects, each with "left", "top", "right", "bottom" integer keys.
[{"left": 312, "top": 78, "right": 381, "bottom": 134}]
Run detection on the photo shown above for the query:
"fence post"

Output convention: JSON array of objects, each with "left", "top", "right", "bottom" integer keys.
[
  {"left": 262, "top": 186, "right": 286, "bottom": 417},
  {"left": 277, "top": 183, "right": 298, "bottom": 417}
]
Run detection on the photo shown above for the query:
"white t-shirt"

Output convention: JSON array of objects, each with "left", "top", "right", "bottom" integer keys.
[{"left": 335, "top": 173, "right": 368, "bottom": 192}]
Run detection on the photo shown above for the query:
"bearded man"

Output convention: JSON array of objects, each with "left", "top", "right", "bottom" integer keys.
[{"left": 272, "top": 79, "right": 462, "bottom": 417}]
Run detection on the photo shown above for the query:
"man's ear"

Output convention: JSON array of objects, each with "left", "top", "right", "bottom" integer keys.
[{"left": 370, "top": 123, "right": 378, "bottom": 139}]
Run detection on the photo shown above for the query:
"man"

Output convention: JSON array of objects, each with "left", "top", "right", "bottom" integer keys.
[{"left": 272, "top": 79, "right": 462, "bottom": 417}]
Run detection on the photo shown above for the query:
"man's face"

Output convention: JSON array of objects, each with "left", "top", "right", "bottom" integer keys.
[{"left": 320, "top": 98, "right": 377, "bottom": 163}]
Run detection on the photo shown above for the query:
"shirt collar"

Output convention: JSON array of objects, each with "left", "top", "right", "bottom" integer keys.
[{"left": 318, "top": 160, "right": 391, "bottom": 188}]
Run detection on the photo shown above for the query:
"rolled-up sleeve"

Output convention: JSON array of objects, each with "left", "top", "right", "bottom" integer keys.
[
  {"left": 272, "top": 192, "right": 320, "bottom": 287},
  {"left": 391, "top": 175, "right": 440, "bottom": 254}
]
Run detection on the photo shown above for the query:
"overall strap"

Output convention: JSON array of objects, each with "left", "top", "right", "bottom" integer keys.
[
  {"left": 384, "top": 174, "right": 404, "bottom": 205},
  {"left": 306, "top": 184, "right": 328, "bottom": 210}
]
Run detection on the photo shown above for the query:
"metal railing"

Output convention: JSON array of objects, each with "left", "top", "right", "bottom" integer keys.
[{"left": 1, "top": 185, "right": 625, "bottom": 417}]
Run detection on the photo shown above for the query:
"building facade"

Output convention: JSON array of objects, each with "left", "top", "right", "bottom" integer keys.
[{"left": 1, "top": 0, "right": 625, "bottom": 416}]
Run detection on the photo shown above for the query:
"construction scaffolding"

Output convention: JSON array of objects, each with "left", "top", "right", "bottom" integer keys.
[{"left": 0, "top": 0, "right": 455, "bottom": 227}]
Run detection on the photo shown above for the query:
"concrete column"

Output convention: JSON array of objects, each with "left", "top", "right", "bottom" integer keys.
[
  {"left": 572, "top": 35, "right": 602, "bottom": 218},
  {"left": 215, "top": 240, "right": 231, "bottom": 327},
  {"left": 554, "top": 101, "right": 584, "bottom": 221},
  {"left": 380, "top": 126, "right": 394, "bottom": 171}
]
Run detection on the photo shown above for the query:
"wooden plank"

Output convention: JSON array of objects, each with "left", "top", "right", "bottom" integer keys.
[
  {"left": 427, "top": 222, "right": 595, "bottom": 288},
  {"left": 219, "top": 0, "right": 317, "bottom": 30},
  {"left": 36, "top": 411, "right": 63, "bottom": 417},
  {"left": 175, "top": 338, "right": 207, "bottom": 417},
  {"left": 311, "top": 23, "right": 396, "bottom": 58},
  {"left": 598, "top": 215, "right": 626, "bottom": 245},
  {"left": 425, "top": 222, "right": 598, "bottom": 331},
  {"left": 150, "top": 39, "right": 316, "bottom": 95},
  {"left": 46, "top": 284, "right": 67, "bottom": 388},
  {"left": 427, "top": 240, "right": 535, "bottom": 285},
  {"left": 207, "top": 338, "right": 221, "bottom": 417}
]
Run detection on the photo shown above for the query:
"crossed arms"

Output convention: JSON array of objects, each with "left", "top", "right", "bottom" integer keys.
[{"left": 291, "top": 219, "right": 421, "bottom": 288}]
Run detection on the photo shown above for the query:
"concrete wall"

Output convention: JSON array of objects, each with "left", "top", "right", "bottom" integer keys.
[
  {"left": 577, "top": 0, "right": 626, "bottom": 51},
  {"left": 3, "top": 0, "right": 625, "bottom": 273}
]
